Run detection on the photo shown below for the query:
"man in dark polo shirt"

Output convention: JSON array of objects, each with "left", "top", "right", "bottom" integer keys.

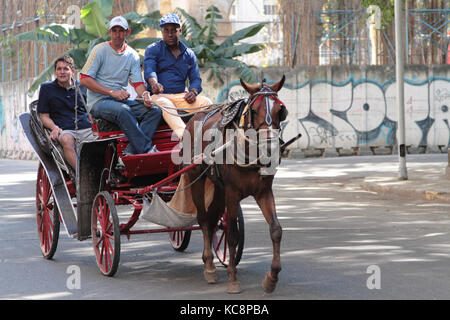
[{"left": 37, "top": 55, "right": 95, "bottom": 170}]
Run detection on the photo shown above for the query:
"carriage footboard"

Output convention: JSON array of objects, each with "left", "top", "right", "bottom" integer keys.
[{"left": 76, "top": 138, "right": 113, "bottom": 240}]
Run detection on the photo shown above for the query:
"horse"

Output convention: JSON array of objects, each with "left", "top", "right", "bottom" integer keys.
[{"left": 183, "top": 75, "right": 287, "bottom": 293}]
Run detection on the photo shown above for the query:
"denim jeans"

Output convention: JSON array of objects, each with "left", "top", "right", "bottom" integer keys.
[{"left": 91, "top": 98, "right": 162, "bottom": 154}]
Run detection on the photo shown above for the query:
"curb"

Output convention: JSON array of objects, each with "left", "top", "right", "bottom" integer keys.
[{"left": 359, "top": 181, "right": 450, "bottom": 203}]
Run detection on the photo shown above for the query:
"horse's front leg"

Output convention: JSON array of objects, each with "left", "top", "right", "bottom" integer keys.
[
  {"left": 196, "top": 177, "right": 224, "bottom": 284},
  {"left": 224, "top": 188, "right": 242, "bottom": 294},
  {"left": 255, "top": 189, "right": 282, "bottom": 293},
  {"left": 189, "top": 173, "right": 216, "bottom": 283}
]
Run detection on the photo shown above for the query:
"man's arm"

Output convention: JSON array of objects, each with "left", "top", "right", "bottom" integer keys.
[
  {"left": 187, "top": 51, "right": 202, "bottom": 94},
  {"left": 40, "top": 113, "right": 62, "bottom": 141},
  {"left": 144, "top": 43, "right": 164, "bottom": 94},
  {"left": 183, "top": 51, "right": 202, "bottom": 104},
  {"left": 80, "top": 75, "right": 130, "bottom": 101},
  {"left": 146, "top": 77, "right": 164, "bottom": 94},
  {"left": 134, "top": 83, "right": 153, "bottom": 107}
]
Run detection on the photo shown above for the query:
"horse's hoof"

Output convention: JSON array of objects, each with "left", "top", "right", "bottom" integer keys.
[
  {"left": 204, "top": 269, "right": 217, "bottom": 284},
  {"left": 262, "top": 272, "right": 277, "bottom": 293},
  {"left": 226, "top": 281, "right": 242, "bottom": 294}
]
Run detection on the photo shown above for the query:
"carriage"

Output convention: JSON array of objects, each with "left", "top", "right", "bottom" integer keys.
[
  {"left": 19, "top": 100, "right": 244, "bottom": 277},
  {"left": 20, "top": 75, "right": 300, "bottom": 293}
]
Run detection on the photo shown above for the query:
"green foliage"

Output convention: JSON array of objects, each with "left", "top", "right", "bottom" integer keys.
[
  {"left": 176, "top": 5, "right": 267, "bottom": 85},
  {"left": 361, "top": 0, "right": 405, "bottom": 29},
  {"left": 16, "top": 1, "right": 266, "bottom": 94},
  {"left": 81, "top": 2, "right": 109, "bottom": 38},
  {"left": 1, "top": 35, "right": 19, "bottom": 59},
  {"left": 15, "top": 0, "right": 160, "bottom": 95}
]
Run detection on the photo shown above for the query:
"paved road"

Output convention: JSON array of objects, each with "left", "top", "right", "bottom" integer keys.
[{"left": 0, "top": 155, "right": 449, "bottom": 300}]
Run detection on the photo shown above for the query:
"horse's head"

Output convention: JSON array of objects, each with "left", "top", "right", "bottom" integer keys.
[
  {"left": 233, "top": 76, "right": 287, "bottom": 173},
  {"left": 239, "top": 75, "right": 287, "bottom": 131}
]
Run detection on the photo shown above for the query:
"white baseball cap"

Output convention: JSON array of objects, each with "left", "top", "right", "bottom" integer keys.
[{"left": 109, "top": 16, "right": 129, "bottom": 30}]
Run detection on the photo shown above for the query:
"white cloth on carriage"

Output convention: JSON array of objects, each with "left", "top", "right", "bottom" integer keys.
[
  {"left": 141, "top": 173, "right": 214, "bottom": 228},
  {"left": 141, "top": 192, "right": 198, "bottom": 228}
]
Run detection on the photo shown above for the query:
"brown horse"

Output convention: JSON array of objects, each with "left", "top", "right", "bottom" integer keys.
[{"left": 183, "top": 76, "right": 287, "bottom": 293}]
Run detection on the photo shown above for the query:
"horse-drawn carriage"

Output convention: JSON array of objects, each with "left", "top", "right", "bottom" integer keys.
[
  {"left": 20, "top": 99, "right": 244, "bottom": 277},
  {"left": 20, "top": 76, "right": 299, "bottom": 293}
]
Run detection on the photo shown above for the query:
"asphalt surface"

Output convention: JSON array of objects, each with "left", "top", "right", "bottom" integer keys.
[{"left": 0, "top": 154, "right": 449, "bottom": 300}]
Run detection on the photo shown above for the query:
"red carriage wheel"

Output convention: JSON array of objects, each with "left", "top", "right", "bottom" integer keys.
[
  {"left": 36, "top": 164, "right": 60, "bottom": 259},
  {"left": 213, "top": 205, "right": 245, "bottom": 267},
  {"left": 168, "top": 230, "right": 191, "bottom": 252},
  {"left": 91, "top": 191, "right": 121, "bottom": 276}
]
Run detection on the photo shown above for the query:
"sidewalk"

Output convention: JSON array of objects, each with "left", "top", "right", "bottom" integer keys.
[
  {"left": 360, "top": 160, "right": 450, "bottom": 202},
  {"left": 350, "top": 155, "right": 450, "bottom": 202},
  {"left": 284, "top": 152, "right": 450, "bottom": 203}
]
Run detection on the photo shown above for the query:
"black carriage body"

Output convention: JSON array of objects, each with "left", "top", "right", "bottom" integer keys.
[
  {"left": 19, "top": 112, "right": 79, "bottom": 237},
  {"left": 76, "top": 139, "right": 113, "bottom": 240}
]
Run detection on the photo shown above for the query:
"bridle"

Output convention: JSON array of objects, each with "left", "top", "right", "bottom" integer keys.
[
  {"left": 240, "top": 84, "right": 286, "bottom": 131},
  {"left": 230, "top": 84, "right": 286, "bottom": 169}
]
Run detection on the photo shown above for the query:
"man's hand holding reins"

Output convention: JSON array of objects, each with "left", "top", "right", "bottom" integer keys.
[
  {"left": 184, "top": 88, "right": 198, "bottom": 104},
  {"left": 109, "top": 89, "right": 130, "bottom": 101}
]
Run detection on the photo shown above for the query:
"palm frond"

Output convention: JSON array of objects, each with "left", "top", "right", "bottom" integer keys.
[
  {"left": 214, "top": 43, "right": 266, "bottom": 59},
  {"left": 175, "top": 8, "right": 203, "bottom": 40},
  {"left": 81, "top": 2, "right": 108, "bottom": 38},
  {"left": 217, "top": 22, "right": 266, "bottom": 51},
  {"left": 127, "top": 37, "right": 160, "bottom": 50}
]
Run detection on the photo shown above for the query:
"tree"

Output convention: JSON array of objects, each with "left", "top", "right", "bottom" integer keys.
[
  {"left": 15, "top": 0, "right": 160, "bottom": 95},
  {"left": 176, "top": 6, "right": 267, "bottom": 85},
  {"left": 15, "top": 1, "right": 267, "bottom": 94},
  {"left": 361, "top": 0, "right": 405, "bottom": 30}
]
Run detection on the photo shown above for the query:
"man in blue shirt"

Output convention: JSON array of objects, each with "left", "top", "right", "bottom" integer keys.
[
  {"left": 143, "top": 13, "right": 212, "bottom": 138},
  {"left": 38, "top": 55, "right": 95, "bottom": 170}
]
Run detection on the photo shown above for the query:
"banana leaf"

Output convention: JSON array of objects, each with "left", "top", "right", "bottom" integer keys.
[
  {"left": 27, "top": 62, "right": 55, "bottom": 96},
  {"left": 27, "top": 47, "right": 89, "bottom": 96},
  {"left": 81, "top": 2, "right": 108, "bottom": 38},
  {"left": 216, "top": 22, "right": 266, "bottom": 51},
  {"left": 214, "top": 58, "right": 257, "bottom": 83},
  {"left": 176, "top": 8, "right": 203, "bottom": 40},
  {"left": 214, "top": 43, "right": 266, "bottom": 59},
  {"left": 89, "top": 0, "right": 113, "bottom": 18},
  {"left": 127, "top": 37, "right": 160, "bottom": 50},
  {"left": 70, "top": 28, "right": 97, "bottom": 45},
  {"left": 124, "top": 11, "right": 161, "bottom": 33},
  {"left": 15, "top": 24, "right": 74, "bottom": 43}
]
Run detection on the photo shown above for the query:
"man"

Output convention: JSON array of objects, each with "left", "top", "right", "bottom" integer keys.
[
  {"left": 80, "top": 16, "right": 161, "bottom": 155},
  {"left": 38, "top": 55, "right": 95, "bottom": 170},
  {"left": 143, "top": 13, "right": 212, "bottom": 138}
]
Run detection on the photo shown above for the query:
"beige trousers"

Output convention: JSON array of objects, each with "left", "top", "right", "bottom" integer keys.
[{"left": 151, "top": 93, "right": 213, "bottom": 139}]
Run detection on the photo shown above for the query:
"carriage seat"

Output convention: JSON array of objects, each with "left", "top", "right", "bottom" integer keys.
[
  {"left": 92, "top": 117, "right": 179, "bottom": 155},
  {"left": 29, "top": 100, "right": 75, "bottom": 177}
]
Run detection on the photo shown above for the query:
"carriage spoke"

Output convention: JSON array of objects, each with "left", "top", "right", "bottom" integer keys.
[{"left": 101, "top": 240, "right": 107, "bottom": 272}]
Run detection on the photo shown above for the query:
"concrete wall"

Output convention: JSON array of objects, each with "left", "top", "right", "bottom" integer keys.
[
  {"left": 0, "top": 80, "right": 38, "bottom": 160},
  {"left": 1, "top": 65, "right": 449, "bottom": 159},
  {"left": 216, "top": 65, "right": 450, "bottom": 155}
]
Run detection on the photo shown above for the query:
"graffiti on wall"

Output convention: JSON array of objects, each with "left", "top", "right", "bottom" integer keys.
[
  {"left": 0, "top": 80, "right": 37, "bottom": 159},
  {"left": 218, "top": 73, "right": 450, "bottom": 151},
  {"left": 1, "top": 69, "right": 449, "bottom": 160},
  {"left": 0, "top": 95, "right": 4, "bottom": 134}
]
